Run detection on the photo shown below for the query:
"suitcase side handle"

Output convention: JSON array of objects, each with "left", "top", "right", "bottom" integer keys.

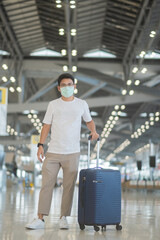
[{"left": 88, "top": 136, "right": 100, "bottom": 168}]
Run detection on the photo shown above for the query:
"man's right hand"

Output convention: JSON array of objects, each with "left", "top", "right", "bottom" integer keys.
[{"left": 37, "top": 146, "right": 44, "bottom": 162}]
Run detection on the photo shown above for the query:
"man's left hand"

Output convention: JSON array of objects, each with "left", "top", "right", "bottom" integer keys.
[{"left": 90, "top": 131, "right": 99, "bottom": 140}]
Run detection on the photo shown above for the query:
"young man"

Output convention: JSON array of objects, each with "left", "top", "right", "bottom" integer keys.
[{"left": 25, "top": 73, "right": 99, "bottom": 230}]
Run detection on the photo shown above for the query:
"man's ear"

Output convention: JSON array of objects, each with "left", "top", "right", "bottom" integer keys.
[{"left": 57, "top": 86, "right": 61, "bottom": 92}]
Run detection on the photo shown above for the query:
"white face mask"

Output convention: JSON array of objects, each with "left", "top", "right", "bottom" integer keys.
[{"left": 60, "top": 86, "right": 74, "bottom": 98}]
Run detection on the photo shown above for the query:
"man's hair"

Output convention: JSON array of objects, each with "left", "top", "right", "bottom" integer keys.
[{"left": 57, "top": 73, "right": 74, "bottom": 86}]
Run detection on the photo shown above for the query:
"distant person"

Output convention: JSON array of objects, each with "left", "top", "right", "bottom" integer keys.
[{"left": 26, "top": 73, "right": 99, "bottom": 230}]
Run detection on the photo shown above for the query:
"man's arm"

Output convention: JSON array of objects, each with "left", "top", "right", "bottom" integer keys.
[
  {"left": 86, "top": 120, "right": 99, "bottom": 140},
  {"left": 37, "top": 124, "right": 51, "bottom": 162}
]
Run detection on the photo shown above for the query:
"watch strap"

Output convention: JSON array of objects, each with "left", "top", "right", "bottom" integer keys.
[{"left": 37, "top": 143, "right": 44, "bottom": 147}]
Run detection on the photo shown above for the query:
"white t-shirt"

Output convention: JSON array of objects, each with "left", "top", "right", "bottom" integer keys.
[{"left": 43, "top": 97, "right": 92, "bottom": 154}]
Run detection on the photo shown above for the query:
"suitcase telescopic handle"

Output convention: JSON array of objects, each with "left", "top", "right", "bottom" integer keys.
[{"left": 88, "top": 135, "right": 100, "bottom": 168}]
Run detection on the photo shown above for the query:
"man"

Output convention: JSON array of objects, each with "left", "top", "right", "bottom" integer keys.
[{"left": 26, "top": 73, "right": 99, "bottom": 230}]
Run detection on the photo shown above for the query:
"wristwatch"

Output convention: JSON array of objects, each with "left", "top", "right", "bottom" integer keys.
[{"left": 37, "top": 143, "right": 44, "bottom": 147}]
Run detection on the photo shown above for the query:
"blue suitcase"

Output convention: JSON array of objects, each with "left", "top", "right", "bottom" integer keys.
[{"left": 78, "top": 137, "right": 122, "bottom": 232}]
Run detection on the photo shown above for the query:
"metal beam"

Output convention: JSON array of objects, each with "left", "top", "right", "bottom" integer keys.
[
  {"left": 131, "top": 103, "right": 148, "bottom": 122},
  {"left": 77, "top": 68, "right": 124, "bottom": 88},
  {"left": 76, "top": 72, "right": 121, "bottom": 95},
  {"left": 64, "top": 0, "right": 72, "bottom": 71},
  {"left": 80, "top": 82, "right": 107, "bottom": 99},
  {"left": 7, "top": 92, "right": 160, "bottom": 113},
  {"left": 25, "top": 78, "right": 58, "bottom": 103},
  {"left": 0, "top": 5, "right": 23, "bottom": 59}
]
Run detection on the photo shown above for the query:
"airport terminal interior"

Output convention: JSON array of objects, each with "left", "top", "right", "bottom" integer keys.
[{"left": 1, "top": 0, "right": 160, "bottom": 239}]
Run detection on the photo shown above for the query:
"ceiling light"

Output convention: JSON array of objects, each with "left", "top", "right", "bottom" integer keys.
[
  {"left": 56, "top": 4, "right": 62, "bottom": 8},
  {"left": 150, "top": 121, "right": 154, "bottom": 125},
  {"left": 112, "top": 111, "right": 116, "bottom": 115},
  {"left": 28, "top": 114, "right": 32, "bottom": 119},
  {"left": 23, "top": 110, "right": 30, "bottom": 114},
  {"left": 63, "top": 65, "right": 68, "bottom": 71},
  {"left": 61, "top": 49, "right": 67, "bottom": 56},
  {"left": 121, "top": 105, "right": 125, "bottom": 110},
  {"left": 33, "top": 122, "right": 38, "bottom": 127},
  {"left": 145, "top": 121, "right": 149, "bottom": 125},
  {"left": 150, "top": 116, "right": 154, "bottom": 121},
  {"left": 71, "top": 29, "right": 76, "bottom": 36},
  {"left": 56, "top": 0, "right": 61, "bottom": 3},
  {"left": 127, "top": 79, "right": 132, "bottom": 85},
  {"left": 132, "top": 67, "right": 138, "bottom": 73},
  {"left": 39, "top": 123, "right": 42, "bottom": 126},
  {"left": 129, "top": 90, "right": 134, "bottom": 95},
  {"left": 30, "top": 109, "right": 38, "bottom": 114},
  {"left": 118, "top": 111, "right": 121, "bottom": 115},
  {"left": 141, "top": 125, "right": 145, "bottom": 129},
  {"left": 31, "top": 118, "right": 35, "bottom": 123},
  {"left": 33, "top": 114, "right": 37, "bottom": 118},
  {"left": 74, "top": 88, "right": 78, "bottom": 94},
  {"left": 150, "top": 31, "right": 156, "bottom": 37},
  {"left": 115, "top": 116, "right": 119, "bottom": 121},
  {"left": 135, "top": 79, "right": 140, "bottom": 86},
  {"left": 10, "top": 76, "right": 16, "bottom": 82},
  {"left": 9, "top": 87, "right": 15, "bottom": 92},
  {"left": 122, "top": 89, "right": 127, "bottom": 95},
  {"left": 16, "top": 87, "right": 22, "bottom": 92},
  {"left": 109, "top": 116, "right": 114, "bottom": 120},
  {"left": 72, "top": 66, "right": 77, "bottom": 72},
  {"left": 155, "top": 117, "right": 159, "bottom": 121},
  {"left": 110, "top": 124, "right": 114, "bottom": 128},
  {"left": 72, "top": 50, "right": 77, "bottom": 56},
  {"left": 36, "top": 119, "right": 40, "bottom": 123},
  {"left": 2, "top": 76, "right": 7, "bottom": 82},
  {"left": 139, "top": 51, "right": 146, "bottom": 58},
  {"left": 70, "top": 4, "right": 76, "bottom": 8},
  {"left": 59, "top": 28, "right": 64, "bottom": 35},
  {"left": 107, "top": 120, "right": 111, "bottom": 124},
  {"left": 70, "top": 0, "right": 75, "bottom": 3},
  {"left": 2, "top": 64, "right": 8, "bottom": 70},
  {"left": 155, "top": 112, "right": 160, "bottom": 116},
  {"left": 114, "top": 105, "right": 119, "bottom": 110},
  {"left": 141, "top": 67, "right": 147, "bottom": 74},
  {"left": 74, "top": 78, "right": 78, "bottom": 84},
  {"left": 146, "top": 125, "right": 149, "bottom": 129}
]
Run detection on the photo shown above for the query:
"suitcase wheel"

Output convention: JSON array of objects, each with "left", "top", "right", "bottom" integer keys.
[
  {"left": 79, "top": 224, "right": 85, "bottom": 230},
  {"left": 101, "top": 225, "right": 106, "bottom": 231},
  {"left": 94, "top": 225, "right": 100, "bottom": 232},
  {"left": 116, "top": 224, "right": 122, "bottom": 231}
]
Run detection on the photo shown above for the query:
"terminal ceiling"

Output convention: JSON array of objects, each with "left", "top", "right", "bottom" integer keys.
[{"left": 0, "top": 0, "right": 160, "bottom": 162}]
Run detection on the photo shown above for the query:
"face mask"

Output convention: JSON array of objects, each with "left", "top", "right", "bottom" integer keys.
[{"left": 60, "top": 86, "right": 74, "bottom": 98}]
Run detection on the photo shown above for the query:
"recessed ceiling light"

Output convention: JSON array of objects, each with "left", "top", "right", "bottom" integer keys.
[
  {"left": 91, "top": 111, "right": 98, "bottom": 116},
  {"left": 127, "top": 79, "right": 132, "bottom": 85},
  {"left": 121, "top": 89, "right": 127, "bottom": 95}
]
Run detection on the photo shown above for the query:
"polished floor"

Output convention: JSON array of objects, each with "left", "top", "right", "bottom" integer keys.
[{"left": 0, "top": 183, "right": 160, "bottom": 240}]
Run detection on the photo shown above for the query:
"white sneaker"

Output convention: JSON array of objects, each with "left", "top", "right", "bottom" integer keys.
[
  {"left": 59, "top": 216, "right": 69, "bottom": 229},
  {"left": 25, "top": 218, "right": 45, "bottom": 229}
]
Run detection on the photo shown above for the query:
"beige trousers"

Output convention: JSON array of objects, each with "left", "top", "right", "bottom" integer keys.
[{"left": 38, "top": 152, "right": 80, "bottom": 216}]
